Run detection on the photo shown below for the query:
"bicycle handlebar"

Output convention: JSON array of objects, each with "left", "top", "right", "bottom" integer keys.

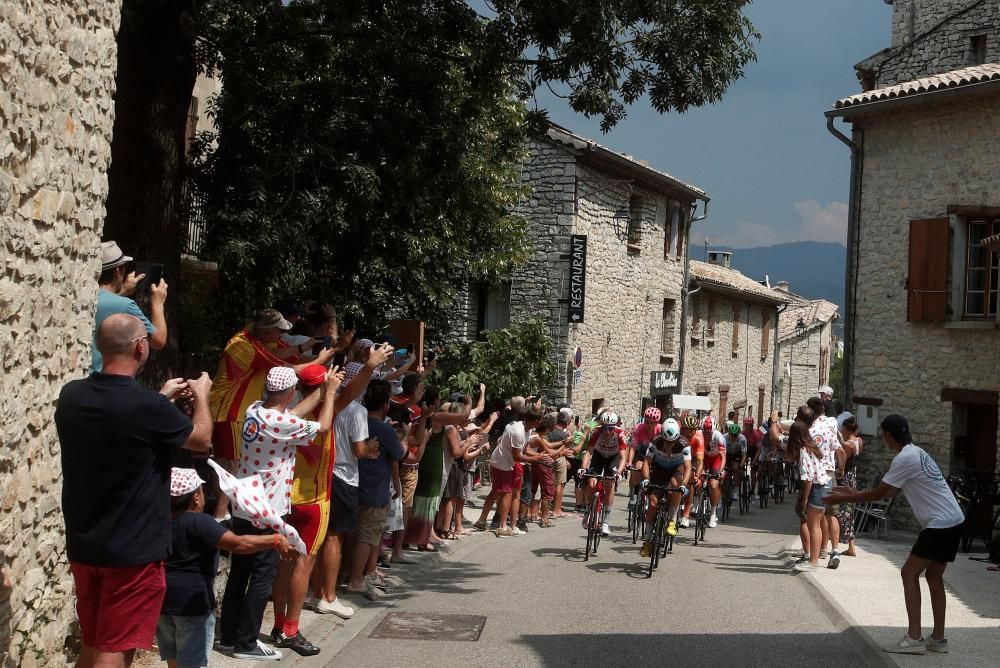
[{"left": 578, "top": 470, "right": 619, "bottom": 481}]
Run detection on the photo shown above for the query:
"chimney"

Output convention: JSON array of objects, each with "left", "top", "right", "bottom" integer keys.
[
  {"left": 776, "top": 280, "right": 790, "bottom": 292},
  {"left": 707, "top": 250, "right": 732, "bottom": 269}
]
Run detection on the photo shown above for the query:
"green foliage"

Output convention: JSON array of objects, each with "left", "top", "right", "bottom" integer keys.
[
  {"left": 433, "top": 319, "right": 557, "bottom": 400},
  {"left": 829, "top": 350, "right": 844, "bottom": 398},
  {"left": 190, "top": 1, "right": 758, "bottom": 333}
]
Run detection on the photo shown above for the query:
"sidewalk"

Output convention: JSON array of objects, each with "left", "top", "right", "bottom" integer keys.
[{"left": 787, "top": 532, "right": 1000, "bottom": 668}]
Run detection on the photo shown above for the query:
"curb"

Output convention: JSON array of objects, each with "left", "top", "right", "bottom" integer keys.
[{"left": 780, "top": 546, "right": 896, "bottom": 668}]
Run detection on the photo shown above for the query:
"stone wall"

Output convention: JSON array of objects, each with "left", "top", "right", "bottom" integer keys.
[
  {"left": 0, "top": 1, "right": 121, "bottom": 664},
  {"left": 877, "top": 0, "right": 1000, "bottom": 85},
  {"left": 683, "top": 291, "right": 776, "bottom": 421},
  {"left": 849, "top": 94, "right": 1000, "bottom": 529}
]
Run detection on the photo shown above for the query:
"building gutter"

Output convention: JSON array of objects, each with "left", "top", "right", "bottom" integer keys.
[
  {"left": 770, "top": 301, "right": 791, "bottom": 409},
  {"left": 828, "top": 77, "right": 1000, "bottom": 119},
  {"left": 824, "top": 113, "right": 861, "bottom": 407},
  {"left": 678, "top": 199, "right": 709, "bottom": 395}
]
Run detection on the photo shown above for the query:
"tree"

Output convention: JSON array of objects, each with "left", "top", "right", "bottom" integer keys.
[{"left": 433, "top": 319, "right": 557, "bottom": 400}]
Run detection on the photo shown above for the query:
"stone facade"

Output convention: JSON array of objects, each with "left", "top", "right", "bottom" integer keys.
[
  {"left": 861, "top": 0, "right": 1000, "bottom": 86},
  {"left": 684, "top": 260, "right": 783, "bottom": 423},
  {"left": 453, "top": 127, "right": 705, "bottom": 427},
  {"left": 773, "top": 290, "right": 839, "bottom": 419},
  {"left": 0, "top": 1, "right": 121, "bottom": 664}
]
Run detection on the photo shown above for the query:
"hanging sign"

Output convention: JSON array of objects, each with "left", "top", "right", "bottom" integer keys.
[
  {"left": 650, "top": 370, "right": 681, "bottom": 396},
  {"left": 569, "top": 235, "right": 587, "bottom": 323}
]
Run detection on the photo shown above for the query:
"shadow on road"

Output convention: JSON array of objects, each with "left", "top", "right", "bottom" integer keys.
[{"left": 584, "top": 561, "right": 648, "bottom": 579}]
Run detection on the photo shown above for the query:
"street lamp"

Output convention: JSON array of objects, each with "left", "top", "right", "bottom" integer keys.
[
  {"left": 612, "top": 207, "right": 631, "bottom": 243},
  {"left": 575, "top": 178, "right": 635, "bottom": 244}
]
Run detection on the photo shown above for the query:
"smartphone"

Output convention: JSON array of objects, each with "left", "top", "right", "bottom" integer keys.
[
  {"left": 134, "top": 261, "right": 163, "bottom": 288},
  {"left": 574, "top": 416, "right": 580, "bottom": 427}
]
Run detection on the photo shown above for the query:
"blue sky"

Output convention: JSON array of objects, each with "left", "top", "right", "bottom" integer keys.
[{"left": 535, "top": 0, "right": 893, "bottom": 248}]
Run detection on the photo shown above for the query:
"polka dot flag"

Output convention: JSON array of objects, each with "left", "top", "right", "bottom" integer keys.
[{"left": 207, "top": 459, "right": 307, "bottom": 554}]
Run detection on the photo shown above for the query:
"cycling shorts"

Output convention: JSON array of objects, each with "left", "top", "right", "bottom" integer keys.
[
  {"left": 631, "top": 442, "right": 652, "bottom": 465},
  {"left": 649, "top": 464, "right": 683, "bottom": 488},
  {"left": 589, "top": 451, "right": 620, "bottom": 478}
]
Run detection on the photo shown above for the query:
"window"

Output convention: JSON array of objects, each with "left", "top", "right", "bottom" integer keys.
[
  {"left": 731, "top": 305, "right": 741, "bottom": 354},
  {"left": 964, "top": 219, "right": 1000, "bottom": 318},
  {"left": 661, "top": 298, "right": 677, "bottom": 355},
  {"left": 760, "top": 308, "right": 771, "bottom": 359},
  {"left": 627, "top": 195, "right": 642, "bottom": 251},
  {"left": 477, "top": 282, "right": 511, "bottom": 334},
  {"left": 706, "top": 295, "right": 716, "bottom": 339},
  {"left": 675, "top": 206, "right": 687, "bottom": 260},
  {"left": 690, "top": 295, "right": 702, "bottom": 344},
  {"left": 970, "top": 34, "right": 988, "bottom": 65}
]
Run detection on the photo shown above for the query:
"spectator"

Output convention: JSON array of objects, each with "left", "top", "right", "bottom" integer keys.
[
  {"left": 388, "top": 372, "right": 427, "bottom": 564},
  {"left": 824, "top": 415, "right": 964, "bottom": 655},
  {"left": 92, "top": 240, "right": 167, "bottom": 373},
  {"left": 439, "top": 409, "right": 492, "bottom": 538},
  {"left": 316, "top": 347, "right": 394, "bottom": 618},
  {"left": 527, "top": 413, "right": 572, "bottom": 528},
  {"left": 835, "top": 416, "right": 864, "bottom": 558},
  {"left": 209, "top": 308, "right": 334, "bottom": 519},
  {"left": 348, "top": 380, "right": 407, "bottom": 598},
  {"left": 788, "top": 413, "right": 828, "bottom": 573},
  {"left": 807, "top": 396, "right": 843, "bottom": 569},
  {"left": 158, "top": 468, "right": 293, "bottom": 668},
  {"left": 818, "top": 385, "right": 837, "bottom": 423},
  {"left": 482, "top": 407, "right": 546, "bottom": 537},
  {"left": 549, "top": 409, "right": 574, "bottom": 518},
  {"left": 269, "top": 364, "right": 349, "bottom": 657},
  {"left": 219, "top": 364, "right": 336, "bottom": 660},
  {"left": 403, "top": 392, "right": 471, "bottom": 549},
  {"left": 56, "top": 314, "right": 212, "bottom": 668}
]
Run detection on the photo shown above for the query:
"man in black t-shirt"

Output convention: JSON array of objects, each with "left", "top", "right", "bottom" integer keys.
[{"left": 56, "top": 314, "right": 212, "bottom": 666}]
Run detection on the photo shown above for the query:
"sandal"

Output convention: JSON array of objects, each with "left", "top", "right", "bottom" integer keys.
[
  {"left": 539, "top": 521, "right": 553, "bottom": 528},
  {"left": 472, "top": 522, "right": 487, "bottom": 531},
  {"left": 417, "top": 544, "right": 438, "bottom": 552},
  {"left": 443, "top": 530, "right": 457, "bottom": 540}
]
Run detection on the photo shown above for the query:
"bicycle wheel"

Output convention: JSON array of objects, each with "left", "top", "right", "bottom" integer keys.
[
  {"left": 648, "top": 512, "right": 663, "bottom": 577},
  {"left": 699, "top": 496, "right": 710, "bottom": 542},
  {"left": 627, "top": 490, "right": 636, "bottom": 535},
  {"left": 693, "top": 488, "right": 705, "bottom": 546},
  {"left": 585, "top": 496, "right": 599, "bottom": 560},
  {"left": 740, "top": 475, "right": 750, "bottom": 515},
  {"left": 758, "top": 471, "right": 768, "bottom": 509},
  {"left": 774, "top": 474, "right": 784, "bottom": 504},
  {"left": 592, "top": 496, "right": 603, "bottom": 554}
]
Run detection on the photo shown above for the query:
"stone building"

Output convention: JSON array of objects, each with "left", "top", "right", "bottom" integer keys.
[
  {"left": 452, "top": 124, "right": 708, "bottom": 426},
  {"left": 0, "top": 1, "right": 122, "bottom": 664},
  {"left": 828, "top": 0, "right": 1000, "bottom": 526},
  {"left": 683, "top": 254, "right": 785, "bottom": 424},
  {"left": 772, "top": 283, "right": 840, "bottom": 418}
]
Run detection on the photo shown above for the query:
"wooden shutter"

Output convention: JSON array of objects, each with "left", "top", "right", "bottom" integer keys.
[
  {"left": 707, "top": 295, "right": 716, "bottom": 338},
  {"left": 907, "top": 218, "right": 949, "bottom": 322},
  {"left": 732, "top": 305, "right": 741, "bottom": 352},
  {"left": 760, "top": 309, "right": 770, "bottom": 358}
]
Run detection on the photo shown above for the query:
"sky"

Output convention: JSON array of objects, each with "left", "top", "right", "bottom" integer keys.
[{"left": 535, "top": 0, "right": 893, "bottom": 249}]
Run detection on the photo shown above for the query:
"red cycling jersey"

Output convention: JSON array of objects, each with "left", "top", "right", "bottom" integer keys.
[{"left": 588, "top": 427, "right": 628, "bottom": 457}]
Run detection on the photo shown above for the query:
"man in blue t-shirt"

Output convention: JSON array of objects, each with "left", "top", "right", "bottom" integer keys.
[{"left": 92, "top": 240, "right": 169, "bottom": 372}]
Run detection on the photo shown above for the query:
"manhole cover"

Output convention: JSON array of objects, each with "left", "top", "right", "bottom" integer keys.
[{"left": 369, "top": 612, "right": 486, "bottom": 641}]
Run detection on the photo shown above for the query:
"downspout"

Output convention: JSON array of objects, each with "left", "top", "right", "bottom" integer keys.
[
  {"left": 678, "top": 198, "right": 709, "bottom": 394},
  {"left": 825, "top": 113, "right": 862, "bottom": 407}
]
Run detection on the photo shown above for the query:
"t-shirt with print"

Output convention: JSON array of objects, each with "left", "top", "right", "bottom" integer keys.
[
  {"left": 161, "top": 511, "right": 227, "bottom": 616},
  {"left": 490, "top": 420, "right": 526, "bottom": 472},
  {"left": 588, "top": 427, "right": 627, "bottom": 457},
  {"left": 881, "top": 443, "right": 964, "bottom": 529},
  {"left": 333, "top": 400, "right": 369, "bottom": 487},
  {"left": 238, "top": 401, "right": 320, "bottom": 517},
  {"left": 810, "top": 416, "right": 840, "bottom": 471},
  {"left": 799, "top": 449, "right": 830, "bottom": 486},
  {"left": 359, "top": 417, "right": 407, "bottom": 508}
]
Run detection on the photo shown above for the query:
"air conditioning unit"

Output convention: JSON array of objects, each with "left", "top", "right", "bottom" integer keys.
[{"left": 856, "top": 404, "right": 880, "bottom": 437}]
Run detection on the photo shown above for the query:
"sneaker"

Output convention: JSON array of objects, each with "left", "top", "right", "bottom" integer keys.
[
  {"left": 233, "top": 640, "right": 282, "bottom": 661},
  {"left": 217, "top": 642, "right": 235, "bottom": 655},
  {"left": 666, "top": 521, "right": 677, "bottom": 537},
  {"left": 793, "top": 561, "right": 818, "bottom": 572},
  {"left": 276, "top": 632, "right": 320, "bottom": 657},
  {"left": 819, "top": 550, "right": 829, "bottom": 559},
  {"left": 511, "top": 526, "right": 526, "bottom": 536},
  {"left": 268, "top": 627, "right": 282, "bottom": 644},
  {"left": 314, "top": 596, "right": 355, "bottom": 619},
  {"left": 494, "top": 527, "right": 512, "bottom": 537},
  {"left": 640, "top": 541, "right": 652, "bottom": 557},
  {"left": 884, "top": 635, "right": 926, "bottom": 655},
  {"left": 601, "top": 522, "right": 610, "bottom": 537},
  {"left": 794, "top": 554, "right": 809, "bottom": 565},
  {"left": 828, "top": 551, "right": 841, "bottom": 570},
  {"left": 369, "top": 573, "right": 391, "bottom": 590},
  {"left": 516, "top": 519, "right": 529, "bottom": 533},
  {"left": 926, "top": 637, "right": 948, "bottom": 653},
  {"left": 708, "top": 514, "right": 718, "bottom": 528},
  {"left": 679, "top": 517, "right": 690, "bottom": 529}
]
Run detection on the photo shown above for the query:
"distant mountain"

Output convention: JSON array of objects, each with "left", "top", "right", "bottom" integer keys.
[{"left": 707, "top": 242, "right": 846, "bottom": 315}]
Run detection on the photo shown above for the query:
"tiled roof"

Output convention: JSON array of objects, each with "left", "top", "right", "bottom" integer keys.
[
  {"left": 835, "top": 63, "right": 1000, "bottom": 109},
  {"left": 777, "top": 296, "right": 840, "bottom": 341},
  {"left": 690, "top": 261, "right": 786, "bottom": 304},
  {"left": 545, "top": 124, "right": 708, "bottom": 200}
]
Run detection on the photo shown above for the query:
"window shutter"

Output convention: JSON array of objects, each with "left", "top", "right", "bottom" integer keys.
[
  {"left": 732, "top": 305, "right": 741, "bottom": 352},
  {"left": 907, "top": 218, "right": 950, "bottom": 322},
  {"left": 760, "top": 309, "right": 770, "bottom": 358},
  {"left": 707, "top": 295, "right": 716, "bottom": 338}
]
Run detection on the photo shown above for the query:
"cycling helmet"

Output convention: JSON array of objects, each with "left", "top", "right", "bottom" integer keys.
[
  {"left": 743, "top": 416, "right": 754, "bottom": 426},
  {"left": 728, "top": 423, "right": 740, "bottom": 436},
  {"left": 702, "top": 415, "right": 715, "bottom": 432},
  {"left": 681, "top": 414, "right": 699, "bottom": 430},
  {"left": 662, "top": 418, "right": 681, "bottom": 441},
  {"left": 599, "top": 411, "right": 619, "bottom": 427},
  {"left": 643, "top": 406, "right": 661, "bottom": 422}
]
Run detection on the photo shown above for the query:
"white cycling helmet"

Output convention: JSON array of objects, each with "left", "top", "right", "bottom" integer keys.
[
  {"left": 599, "top": 411, "right": 619, "bottom": 427},
  {"left": 661, "top": 418, "right": 681, "bottom": 442}
]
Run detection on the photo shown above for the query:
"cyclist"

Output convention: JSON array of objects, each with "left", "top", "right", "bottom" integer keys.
[
  {"left": 639, "top": 418, "right": 691, "bottom": 557},
  {"left": 701, "top": 416, "right": 727, "bottom": 527},
  {"left": 628, "top": 407, "right": 662, "bottom": 499},
  {"left": 580, "top": 411, "right": 627, "bottom": 536},
  {"left": 724, "top": 423, "right": 748, "bottom": 503},
  {"left": 678, "top": 414, "right": 701, "bottom": 528},
  {"left": 742, "top": 417, "right": 760, "bottom": 500}
]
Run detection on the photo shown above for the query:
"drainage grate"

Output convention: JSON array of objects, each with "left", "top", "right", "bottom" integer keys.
[{"left": 369, "top": 612, "right": 487, "bottom": 641}]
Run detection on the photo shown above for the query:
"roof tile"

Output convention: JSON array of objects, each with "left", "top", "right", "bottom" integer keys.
[{"left": 835, "top": 63, "right": 1000, "bottom": 109}]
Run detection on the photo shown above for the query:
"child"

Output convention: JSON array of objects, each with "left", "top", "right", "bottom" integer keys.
[{"left": 158, "top": 468, "right": 293, "bottom": 667}]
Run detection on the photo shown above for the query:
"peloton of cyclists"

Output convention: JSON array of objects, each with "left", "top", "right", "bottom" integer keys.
[
  {"left": 639, "top": 418, "right": 692, "bottom": 557},
  {"left": 580, "top": 411, "right": 628, "bottom": 536},
  {"left": 724, "top": 422, "right": 748, "bottom": 502},
  {"left": 699, "top": 416, "right": 727, "bottom": 527}
]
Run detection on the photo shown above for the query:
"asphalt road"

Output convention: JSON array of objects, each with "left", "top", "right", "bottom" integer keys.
[{"left": 324, "top": 490, "right": 872, "bottom": 668}]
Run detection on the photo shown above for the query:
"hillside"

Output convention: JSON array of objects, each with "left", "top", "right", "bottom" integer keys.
[{"left": 708, "top": 241, "right": 846, "bottom": 313}]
